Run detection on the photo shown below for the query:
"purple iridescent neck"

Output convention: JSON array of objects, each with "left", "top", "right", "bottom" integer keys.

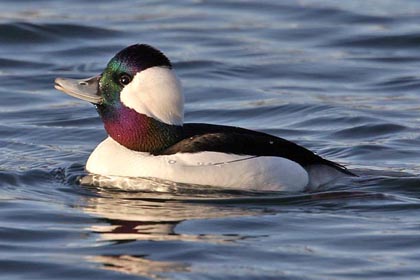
[{"left": 96, "top": 103, "right": 183, "bottom": 154}]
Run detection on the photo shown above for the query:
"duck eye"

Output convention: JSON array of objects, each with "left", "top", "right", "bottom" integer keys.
[{"left": 119, "top": 74, "right": 132, "bottom": 86}]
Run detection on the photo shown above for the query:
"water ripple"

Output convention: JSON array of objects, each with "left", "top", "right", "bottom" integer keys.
[{"left": 0, "top": 22, "right": 117, "bottom": 45}]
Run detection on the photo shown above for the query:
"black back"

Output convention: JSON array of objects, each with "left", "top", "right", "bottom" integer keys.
[{"left": 158, "top": 123, "right": 354, "bottom": 176}]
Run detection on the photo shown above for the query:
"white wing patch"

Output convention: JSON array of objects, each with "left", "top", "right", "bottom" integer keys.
[{"left": 120, "top": 67, "right": 184, "bottom": 125}]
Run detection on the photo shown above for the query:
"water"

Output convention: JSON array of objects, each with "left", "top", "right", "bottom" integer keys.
[{"left": 1, "top": 0, "right": 420, "bottom": 279}]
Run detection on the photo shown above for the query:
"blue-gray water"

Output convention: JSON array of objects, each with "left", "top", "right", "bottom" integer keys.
[{"left": 2, "top": 0, "right": 420, "bottom": 279}]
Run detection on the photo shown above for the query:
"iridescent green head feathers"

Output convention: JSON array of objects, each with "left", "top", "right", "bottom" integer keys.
[{"left": 55, "top": 44, "right": 184, "bottom": 153}]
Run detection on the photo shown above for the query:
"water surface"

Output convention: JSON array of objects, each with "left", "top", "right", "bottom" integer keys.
[{"left": 1, "top": 1, "right": 420, "bottom": 279}]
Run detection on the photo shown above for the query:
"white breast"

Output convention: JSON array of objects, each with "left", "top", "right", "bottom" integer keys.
[{"left": 86, "top": 137, "right": 310, "bottom": 192}]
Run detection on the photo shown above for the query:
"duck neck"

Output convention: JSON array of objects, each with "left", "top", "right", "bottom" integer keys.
[{"left": 96, "top": 104, "right": 183, "bottom": 154}]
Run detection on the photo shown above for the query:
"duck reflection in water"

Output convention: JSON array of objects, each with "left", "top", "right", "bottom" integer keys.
[{"left": 80, "top": 176, "right": 264, "bottom": 278}]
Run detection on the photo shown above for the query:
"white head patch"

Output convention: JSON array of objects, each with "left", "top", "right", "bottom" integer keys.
[{"left": 120, "top": 67, "right": 184, "bottom": 126}]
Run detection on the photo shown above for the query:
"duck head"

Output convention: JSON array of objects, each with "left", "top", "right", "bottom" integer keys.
[{"left": 55, "top": 44, "right": 184, "bottom": 153}]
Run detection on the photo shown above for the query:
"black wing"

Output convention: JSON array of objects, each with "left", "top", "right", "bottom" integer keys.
[{"left": 159, "top": 123, "right": 354, "bottom": 176}]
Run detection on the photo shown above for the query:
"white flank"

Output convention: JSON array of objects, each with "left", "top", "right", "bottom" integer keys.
[
  {"left": 120, "top": 67, "right": 184, "bottom": 125},
  {"left": 86, "top": 137, "right": 310, "bottom": 192}
]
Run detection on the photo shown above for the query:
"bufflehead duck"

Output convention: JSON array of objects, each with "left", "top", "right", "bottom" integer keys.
[{"left": 55, "top": 44, "right": 354, "bottom": 191}]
